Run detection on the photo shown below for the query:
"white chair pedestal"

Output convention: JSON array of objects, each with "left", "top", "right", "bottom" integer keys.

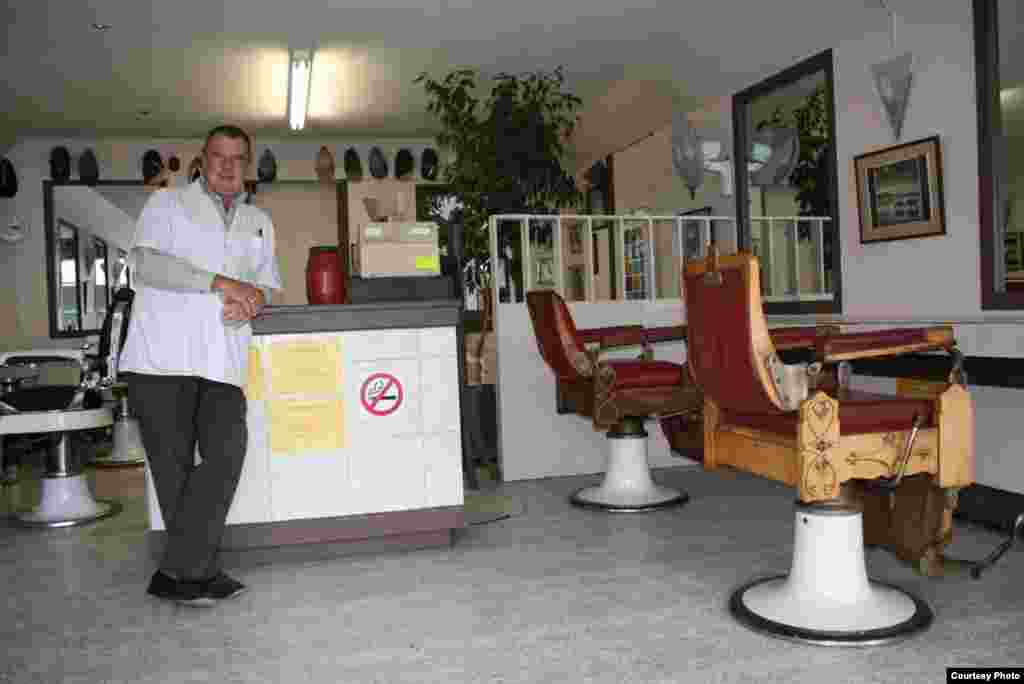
[
  {"left": 570, "top": 418, "right": 688, "bottom": 512},
  {"left": 729, "top": 504, "right": 932, "bottom": 646},
  {"left": 91, "top": 395, "right": 146, "bottom": 467},
  {"left": 4, "top": 407, "right": 122, "bottom": 528}
]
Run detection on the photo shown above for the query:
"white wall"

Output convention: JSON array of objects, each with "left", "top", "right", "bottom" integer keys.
[{"left": 833, "top": 1, "right": 982, "bottom": 320}]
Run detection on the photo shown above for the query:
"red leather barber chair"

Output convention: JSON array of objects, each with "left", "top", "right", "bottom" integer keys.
[
  {"left": 525, "top": 290, "right": 700, "bottom": 511},
  {"left": 684, "top": 249, "right": 979, "bottom": 645}
]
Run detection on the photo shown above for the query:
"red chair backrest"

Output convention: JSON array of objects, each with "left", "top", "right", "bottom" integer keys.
[
  {"left": 683, "top": 250, "right": 785, "bottom": 414},
  {"left": 525, "top": 290, "right": 593, "bottom": 382}
]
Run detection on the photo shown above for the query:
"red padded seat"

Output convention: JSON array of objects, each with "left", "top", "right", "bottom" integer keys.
[
  {"left": 721, "top": 389, "right": 936, "bottom": 437},
  {"left": 603, "top": 360, "right": 683, "bottom": 390}
]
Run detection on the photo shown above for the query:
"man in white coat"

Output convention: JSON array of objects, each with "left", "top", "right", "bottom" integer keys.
[{"left": 120, "top": 125, "right": 282, "bottom": 606}]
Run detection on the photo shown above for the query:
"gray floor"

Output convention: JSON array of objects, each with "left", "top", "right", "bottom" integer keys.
[{"left": 1, "top": 464, "right": 1021, "bottom": 684}]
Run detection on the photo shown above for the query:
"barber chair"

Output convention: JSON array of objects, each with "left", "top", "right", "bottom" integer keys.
[
  {"left": 0, "top": 287, "right": 135, "bottom": 527},
  {"left": 525, "top": 290, "right": 700, "bottom": 511},
  {"left": 683, "top": 249, "right": 981, "bottom": 645}
]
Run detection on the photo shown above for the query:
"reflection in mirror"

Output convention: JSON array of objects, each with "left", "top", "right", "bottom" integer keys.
[
  {"left": 89, "top": 237, "right": 110, "bottom": 330},
  {"left": 44, "top": 180, "right": 145, "bottom": 338},
  {"left": 56, "top": 220, "right": 81, "bottom": 334},
  {"left": 733, "top": 49, "right": 840, "bottom": 313}
]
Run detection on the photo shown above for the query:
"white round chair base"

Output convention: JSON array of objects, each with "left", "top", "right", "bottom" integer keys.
[
  {"left": 568, "top": 431, "right": 687, "bottom": 512},
  {"left": 730, "top": 575, "right": 932, "bottom": 646},
  {"left": 570, "top": 484, "right": 688, "bottom": 512},
  {"left": 13, "top": 474, "right": 122, "bottom": 528},
  {"left": 728, "top": 505, "right": 932, "bottom": 646}
]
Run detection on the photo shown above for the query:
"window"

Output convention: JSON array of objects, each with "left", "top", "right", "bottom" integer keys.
[{"left": 976, "top": 0, "right": 1024, "bottom": 308}]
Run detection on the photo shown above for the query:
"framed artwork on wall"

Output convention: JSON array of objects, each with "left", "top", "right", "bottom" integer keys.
[{"left": 855, "top": 135, "right": 945, "bottom": 243}]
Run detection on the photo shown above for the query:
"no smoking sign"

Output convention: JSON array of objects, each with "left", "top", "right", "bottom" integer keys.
[{"left": 360, "top": 372, "right": 404, "bottom": 416}]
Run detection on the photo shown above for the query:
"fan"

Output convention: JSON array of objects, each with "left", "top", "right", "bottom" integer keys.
[
  {"left": 749, "top": 125, "right": 800, "bottom": 187},
  {"left": 671, "top": 112, "right": 704, "bottom": 199}
]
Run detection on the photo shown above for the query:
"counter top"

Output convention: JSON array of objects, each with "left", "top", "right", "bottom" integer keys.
[{"left": 253, "top": 299, "right": 461, "bottom": 336}]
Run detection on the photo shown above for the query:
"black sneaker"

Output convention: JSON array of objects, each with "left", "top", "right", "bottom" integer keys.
[
  {"left": 146, "top": 571, "right": 215, "bottom": 607},
  {"left": 203, "top": 571, "right": 247, "bottom": 600}
]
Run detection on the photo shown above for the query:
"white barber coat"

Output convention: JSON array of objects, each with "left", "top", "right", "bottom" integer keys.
[{"left": 120, "top": 180, "right": 282, "bottom": 388}]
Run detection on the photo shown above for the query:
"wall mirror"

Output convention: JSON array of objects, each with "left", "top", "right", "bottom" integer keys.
[
  {"left": 733, "top": 49, "right": 841, "bottom": 314},
  {"left": 976, "top": 0, "right": 1024, "bottom": 308},
  {"left": 44, "top": 180, "right": 142, "bottom": 338}
]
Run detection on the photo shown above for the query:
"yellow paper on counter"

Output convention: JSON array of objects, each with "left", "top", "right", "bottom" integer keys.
[
  {"left": 268, "top": 399, "right": 346, "bottom": 454},
  {"left": 245, "top": 346, "right": 264, "bottom": 401},
  {"left": 415, "top": 255, "right": 440, "bottom": 273},
  {"left": 268, "top": 338, "right": 343, "bottom": 396}
]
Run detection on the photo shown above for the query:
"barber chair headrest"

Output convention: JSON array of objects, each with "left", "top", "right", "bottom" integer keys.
[{"left": 96, "top": 287, "right": 135, "bottom": 382}]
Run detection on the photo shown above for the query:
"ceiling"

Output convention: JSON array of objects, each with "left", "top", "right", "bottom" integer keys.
[{"left": 0, "top": 1, "right": 1013, "bottom": 149}]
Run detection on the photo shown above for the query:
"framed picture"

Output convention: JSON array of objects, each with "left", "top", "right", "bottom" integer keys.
[{"left": 854, "top": 135, "right": 945, "bottom": 243}]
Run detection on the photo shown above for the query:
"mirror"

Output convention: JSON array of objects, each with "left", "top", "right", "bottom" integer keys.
[
  {"left": 977, "top": 0, "right": 1024, "bottom": 307},
  {"left": 44, "top": 180, "right": 144, "bottom": 338},
  {"left": 733, "top": 49, "right": 841, "bottom": 314}
]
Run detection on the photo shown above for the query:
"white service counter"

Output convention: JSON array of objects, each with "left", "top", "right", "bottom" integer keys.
[{"left": 146, "top": 300, "right": 465, "bottom": 558}]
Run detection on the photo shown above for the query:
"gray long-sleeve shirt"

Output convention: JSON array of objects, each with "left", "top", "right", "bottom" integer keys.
[{"left": 131, "top": 246, "right": 273, "bottom": 304}]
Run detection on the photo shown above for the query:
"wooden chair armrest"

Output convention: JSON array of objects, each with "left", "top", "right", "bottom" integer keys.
[
  {"left": 816, "top": 326, "right": 955, "bottom": 362},
  {"left": 642, "top": 325, "right": 687, "bottom": 344},
  {"left": 577, "top": 325, "right": 646, "bottom": 348},
  {"left": 769, "top": 325, "right": 841, "bottom": 351}
]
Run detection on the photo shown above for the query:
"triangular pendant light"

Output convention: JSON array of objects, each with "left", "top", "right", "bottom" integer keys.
[
  {"left": 872, "top": 52, "right": 914, "bottom": 141},
  {"left": 870, "top": 2, "right": 913, "bottom": 141}
]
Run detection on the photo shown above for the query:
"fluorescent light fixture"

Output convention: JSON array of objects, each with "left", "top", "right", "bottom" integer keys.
[{"left": 288, "top": 48, "right": 313, "bottom": 131}]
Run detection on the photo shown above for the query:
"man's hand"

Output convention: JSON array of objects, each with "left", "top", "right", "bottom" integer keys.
[
  {"left": 212, "top": 275, "right": 265, "bottom": 319},
  {"left": 222, "top": 298, "right": 248, "bottom": 324}
]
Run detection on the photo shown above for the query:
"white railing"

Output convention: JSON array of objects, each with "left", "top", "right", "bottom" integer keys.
[{"left": 487, "top": 213, "right": 833, "bottom": 304}]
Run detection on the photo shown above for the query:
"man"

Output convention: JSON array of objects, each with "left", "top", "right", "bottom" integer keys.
[{"left": 120, "top": 124, "right": 282, "bottom": 606}]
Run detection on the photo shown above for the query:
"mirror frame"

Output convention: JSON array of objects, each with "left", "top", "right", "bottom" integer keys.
[
  {"left": 43, "top": 179, "right": 144, "bottom": 338},
  {"left": 975, "top": 0, "right": 1020, "bottom": 309},
  {"left": 732, "top": 48, "right": 843, "bottom": 315}
]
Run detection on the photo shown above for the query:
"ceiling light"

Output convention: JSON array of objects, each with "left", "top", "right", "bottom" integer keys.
[
  {"left": 91, "top": 23, "right": 112, "bottom": 31},
  {"left": 288, "top": 48, "right": 314, "bottom": 131}
]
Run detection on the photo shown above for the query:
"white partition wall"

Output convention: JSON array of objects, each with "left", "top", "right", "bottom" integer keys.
[{"left": 494, "top": 299, "right": 694, "bottom": 481}]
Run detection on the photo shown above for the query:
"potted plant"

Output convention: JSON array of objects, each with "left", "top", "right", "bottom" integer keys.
[{"left": 414, "top": 66, "right": 584, "bottom": 297}]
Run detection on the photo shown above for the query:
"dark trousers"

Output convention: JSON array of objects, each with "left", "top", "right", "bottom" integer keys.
[{"left": 126, "top": 373, "right": 247, "bottom": 580}]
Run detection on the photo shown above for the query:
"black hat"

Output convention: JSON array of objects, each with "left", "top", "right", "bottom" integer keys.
[
  {"left": 49, "top": 146, "right": 71, "bottom": 181},
  {"left": 394, "top": 148, "right": 414, "bottom": 179},
  {"left": 0, "top": 158, "right": 18, "bottom": 198},
  {"left": 343, "top": 148, "right": 363, "bottom": 181},
  {"left": 368, "top": 146, "right": 388, "bottom": 179},
  {"left": 78, "top": 148, "right": 100, "bottom": 185},
  {"left": 142, "top": 149, "right": 164, "bottom": 185},
  {"left": 420, "top": 148, "right": 439, "bottom": 181},
  {"left": 257, "top": 149, "right": 277, "bottom": 183}
]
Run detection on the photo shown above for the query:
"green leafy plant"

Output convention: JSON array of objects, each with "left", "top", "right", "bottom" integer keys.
[
  {"left": 414, "top": 66, "right": 584, "bottom": 267},
  {"left": 757, "top": 84, "right": 831, "bottom": 221}
]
